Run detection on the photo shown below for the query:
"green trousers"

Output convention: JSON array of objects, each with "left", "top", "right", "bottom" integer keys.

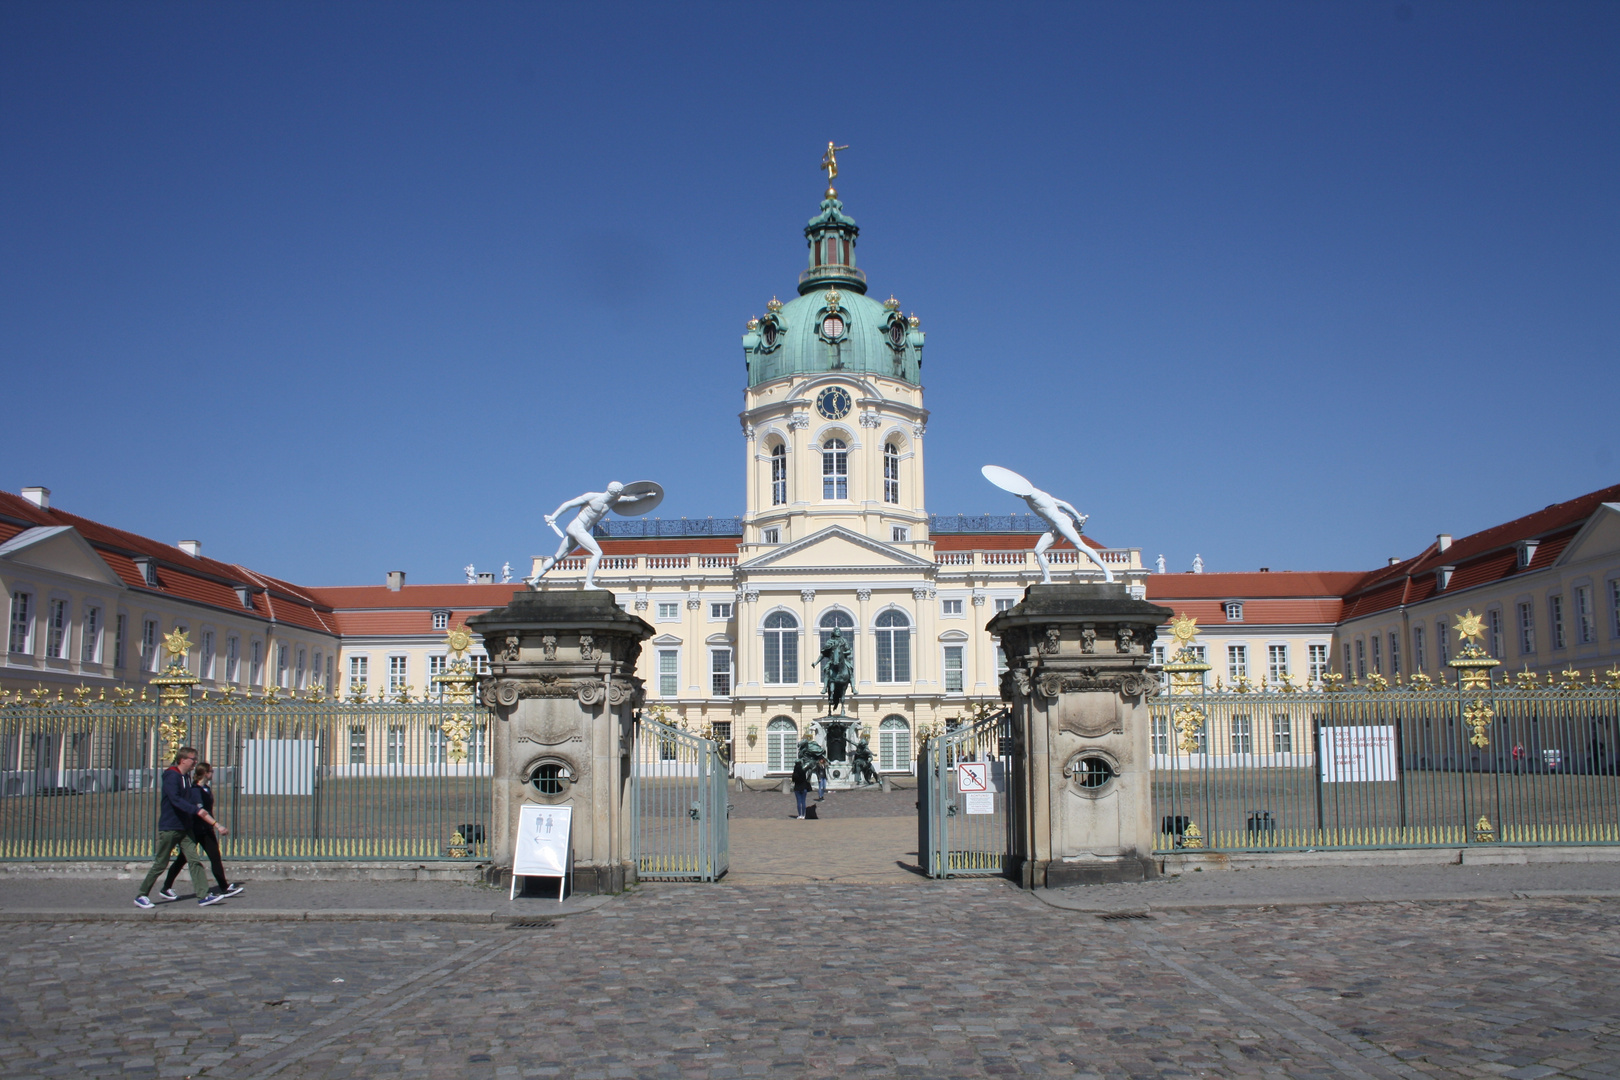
[{"left": 138, "top": 829, "right": 210, "bottom": 898}]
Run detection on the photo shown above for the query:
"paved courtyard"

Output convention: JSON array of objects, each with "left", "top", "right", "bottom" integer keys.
[{"left": 3, "top": 864, "right": 1619, "bottom": 1080}]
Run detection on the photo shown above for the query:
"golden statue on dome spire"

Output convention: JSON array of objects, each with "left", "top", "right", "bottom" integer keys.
[{"left": 821, "top": 141, "right": 849, "bottom": 197}]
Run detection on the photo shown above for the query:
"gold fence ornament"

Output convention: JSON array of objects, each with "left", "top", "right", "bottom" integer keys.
[
  {"left": 448, "top": 830, "right": 468, "bottom": 858},
  {"left": 1514, "top": 670, "right": 1540, "bottom": 690},
  {"left": 439, "top": 714, "right": 474, "bottom": 764},
  {"left": 1365, "top": 673, "right": 1389, "bottom": 692},
  {"left": 1560, "top": 666, "right": 1584, "bottom": 688},
  {"left": 1474, "top": 815, "right": 1496, "bottom": 843},
  {"left": 1407, "top": 672, "right": 1434, "bottom": 691},
  {"left": 1463, "top": 699, "right": 1493, "bottom": 749},
  {"left": 1172, "top": 704, "right": 1206, "bottom": 754},
  {"left": 1181, "top": 822, "right": 1205, "bottom": 849},
  {"left": 1605, "top": 667, "right": 1620, "bottom": 691}
]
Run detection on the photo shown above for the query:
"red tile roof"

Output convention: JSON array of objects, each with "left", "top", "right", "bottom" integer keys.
[
  {"left": 1339, "top": 483, "right": 1620, "bottom": 620},
  {"left": 0, "top": 491, "right": 336, "bottom": 636},
  {"left": 1144, "top": 571, "right": 1365, "bottom": 600}
]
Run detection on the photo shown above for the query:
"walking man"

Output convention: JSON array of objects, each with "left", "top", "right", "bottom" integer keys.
[{"left": 134, "top": 747, "right": 220, "bottom": 908}]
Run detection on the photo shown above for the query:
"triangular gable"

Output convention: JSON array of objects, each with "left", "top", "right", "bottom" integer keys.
[
  {"left": 738, "top": 525, "right": 935, "bottom": 574},
  {"left": 0, "top": 526, "right": 126, "bottom": 588},
  {"left": 1555, "top": 503, "right": 1620, "bottom": 568}
]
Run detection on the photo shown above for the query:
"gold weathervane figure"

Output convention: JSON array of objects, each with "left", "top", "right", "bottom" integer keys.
[{"left": 821, "top": 141, "right": 849, "bottom": 196}]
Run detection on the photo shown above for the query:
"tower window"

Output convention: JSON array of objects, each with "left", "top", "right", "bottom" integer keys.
[
  {"left": 770, "top": 444, "right": 787, "bottom": 505},
  {"left": 883, "top": 441, "right": 900, "bottom": 504},
  {"left": 762, "top": 321, "right": 778, "bottom": 348},
  {"left": 822, "top": 439, "right": 848, "bottom": 499},
  {"left": 888, "top": 319, "right": 905, "bottom": 347},
  {"left": 821, "top": 314, "right": 845, "bottom": 340}
]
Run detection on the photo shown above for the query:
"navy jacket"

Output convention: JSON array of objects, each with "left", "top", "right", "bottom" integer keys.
[{"left": 157, "top": 766, "right": 200, "bottom": 832}]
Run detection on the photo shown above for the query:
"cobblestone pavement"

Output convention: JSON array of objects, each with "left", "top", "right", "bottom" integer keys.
[
  {"left": 4, "top": 878, "right": 1619, "bottom": 1080},
  {"left": 726, "top": 785, "right": 919, "bottom": 819}
]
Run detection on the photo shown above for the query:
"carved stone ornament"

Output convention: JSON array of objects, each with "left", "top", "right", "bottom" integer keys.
[
  {"left": 912, "top": 422, "right": 926, "bottom": 438},
  {"left": 788, "top": 411, "right": 810, "bottom": 431},
  {"left": 1080, "top": 628, "right": 1096, "bottom": 654},
  {"left": 1001, "top": 668, "right": 1032, "bottom": 700},
  {"left": 1116, "top": 626, "right": 1135, "bottom": 654},
  {"left": 487, "top": 675, "right": 581, "bottom": 707},
  {"left": 578, "top": 634, "right": 595, "bottom": 661},
  {"left": 856, "top": 589, "right": 871, "bottom": 602},
  {"left": 634, "top": 596, "right": 648, "bottom": 611},
  {"left": 1035, "top": 669, "right": 1160, "bottom": 702},
  {"left": 801, "top": 589, "right": 816, "bottom": 603},
  {"left": 859, "top": 410, "right": 881, "bottom": 428},
  {"left": 971, "top": 593, "right": 986, "bottom": 606},
  {"left": 744, "top": 589, "right": 760, "bottom": 604},
  {"left": 541, "top": 635, "right": 557, "bottom": 661},
  {"left": 1040, "top": 627, "right": 1062, "bottom": 655},
  {"left": 743, "top": 422, "right": 756, "bottom": 440},
  {"left": 687, "top": 594, "right": 701, "bottom": 609},
  {"left": 913, "top": 587, "right": 930, "bottom": 601},
  {"left": 501, "top": 634, "right": 521, "bottom": 662},
  {"left": 576, "top": 678, "right": 633, "bottom": 707}
]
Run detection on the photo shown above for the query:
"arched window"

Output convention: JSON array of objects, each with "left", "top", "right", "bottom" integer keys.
[
  {"left": 883, "top": 441, "right": 900, "bottom": 504},
  {"left": 878, "top": 715, "right": 911, "bottom": 772},
  {"left": 822, "top": 439, "right": 848, "bottom": 499},
  {"left": 770, "top": 444, "right": 787, "bottom": 506},
  {"left": 818, "top": 609, "right": 856, "bottom": 681},
  {"left": 874, "top": 609, "right": 911, "bottom": 683},
  {"left": 767, "top": 717, "right": 797, "bottom": 773},
  {"left": 763, "top": 611, "right": 799, "bottom": 685}
]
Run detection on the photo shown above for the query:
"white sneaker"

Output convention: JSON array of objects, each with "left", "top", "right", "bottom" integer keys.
[{"left": 158, "top": 888, "right": 177, "bottom": 901}]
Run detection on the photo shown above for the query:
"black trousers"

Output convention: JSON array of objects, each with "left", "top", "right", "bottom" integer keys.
[{"left": 164, "top": 829, "right": 229, "bottom": 893}]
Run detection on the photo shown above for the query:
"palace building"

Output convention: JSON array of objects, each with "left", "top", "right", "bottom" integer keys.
[
  {"left": 7, "top": 166, "right": 1617, "bottom": 785},
  {"left": 515, "top": 175, "right": 1148, "bottom": 778}
]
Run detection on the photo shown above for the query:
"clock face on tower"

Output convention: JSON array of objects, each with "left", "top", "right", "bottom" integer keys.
[{"left": 815, "top": 386, "right": 852, "bottom": 420}]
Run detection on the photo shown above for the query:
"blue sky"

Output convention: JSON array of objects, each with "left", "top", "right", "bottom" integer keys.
[{"left": 3, "top": 2, "right": 1616, "bottom": 586}]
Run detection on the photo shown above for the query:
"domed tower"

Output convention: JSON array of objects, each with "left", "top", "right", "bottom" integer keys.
[{"left": 739, "top": 156, "right": 929, "bottom": 553}]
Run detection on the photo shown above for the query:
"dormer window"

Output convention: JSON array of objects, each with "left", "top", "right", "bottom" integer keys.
[
  {"left": 1517, "top": 540, "right": 1539, "bottom": 569},
  {"left": 432, "top": 610, "right": 449, "bottom": 630},
  {"left": 887, "top": 319, "right": 906, "bottom": 347},
  {"left": 133, "top": 557, "right": 159, "bottom": 587},
  {"left": 762, "top": 321, "right": 778, "bottom": 348},
  {"left": 1436, "top": 565, "right": 1455, "bottom": 591},
  {"left": 234, "top": 586, "right": 254, "bottom": 610},
  {"left": 1224, "top": 602, "right": 1243, "bottom": 621},
  {"left": 821, "top": 313, "right": 845, "bottom": 340}
]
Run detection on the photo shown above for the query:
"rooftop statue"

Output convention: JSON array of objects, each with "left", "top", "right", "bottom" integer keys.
[
  {"left": 528, "top": 480, "right": 664, "bottom": 591},
  {"left": 811, "top": 627, "right": 853, "bottom": 713},
  {"left": 820, "top": 140, "right": 850, "bottom": 197},
  {"left": 981, "top": 465, "right": 1115, "bottom": 584}
]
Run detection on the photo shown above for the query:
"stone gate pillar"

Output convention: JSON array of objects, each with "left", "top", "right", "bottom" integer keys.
[
  {"left": 988, "top": 584, "right": 1172, "bottom": 888},
  {"left": 467, "top": 590, "right": 652, "bottom": 894}
]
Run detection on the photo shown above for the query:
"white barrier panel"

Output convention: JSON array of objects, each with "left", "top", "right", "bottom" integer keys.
[
  {"left": 242, "top": 739, "right": 316, "bottom": 795},
  {"left": 1320, "top": 726, "right": 1398, "bottom": 783}
]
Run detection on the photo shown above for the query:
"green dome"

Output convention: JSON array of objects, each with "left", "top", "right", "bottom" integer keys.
[{"left": 742, "top": 195, "right": 925, "bottom": 388}]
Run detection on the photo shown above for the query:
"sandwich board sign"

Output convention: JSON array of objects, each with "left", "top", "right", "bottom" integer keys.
[{"left": 511, "top": 804, "right": 572, "bottom": 901}]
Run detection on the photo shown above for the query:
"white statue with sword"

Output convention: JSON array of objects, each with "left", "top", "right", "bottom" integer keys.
[{"left": 528, "top": 480, "right": 664, "bottom": 591}]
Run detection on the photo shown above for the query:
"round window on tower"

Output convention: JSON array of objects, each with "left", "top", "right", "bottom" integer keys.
[
  {"left": 821, "top": 314, "right": 845, "bottom": 340},
  {"left": 762, "top": 321, "right": 778, "bottom": 348},
  {"left": 887, "top": 319, "right": 906, "bottom": 348}
]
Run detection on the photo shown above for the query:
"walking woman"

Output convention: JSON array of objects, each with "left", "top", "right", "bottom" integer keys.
[
  {"left": 161, "top": 762, "right": 244, "bottom": 901},
  {"left": 791, "top": 759, "right": 812, "bottom": 819}
]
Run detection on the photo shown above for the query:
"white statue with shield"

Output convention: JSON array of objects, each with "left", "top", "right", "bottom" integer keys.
[{"left": 528, "top": 480, "right": 665, "bottom": 591}]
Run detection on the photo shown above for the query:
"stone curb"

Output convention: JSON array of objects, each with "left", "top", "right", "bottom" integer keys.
[
  {"left": 1031, "top": 888, "right": 1620, "bottom": 914},
  {"left": 0, "top": 893, "right": 618, "bottom": 924}
]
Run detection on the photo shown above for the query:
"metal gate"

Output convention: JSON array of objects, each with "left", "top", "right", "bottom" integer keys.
[
  {"left": 630, "top": 712, "right": 729, "bottom": 881},
  {"left": 919, "top": 707, "right": 1015, "bottom": 877}
]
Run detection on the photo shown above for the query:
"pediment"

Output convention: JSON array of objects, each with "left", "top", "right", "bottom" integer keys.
[
  {"left": 0, "top": 526, "right": 125, "bottom": 587},
  {"left": 738, "top": 525, "right": 934, "bottom": 573},
  {"left": 1557, "top": 503, "right": 1620, "bottom": 568}
]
